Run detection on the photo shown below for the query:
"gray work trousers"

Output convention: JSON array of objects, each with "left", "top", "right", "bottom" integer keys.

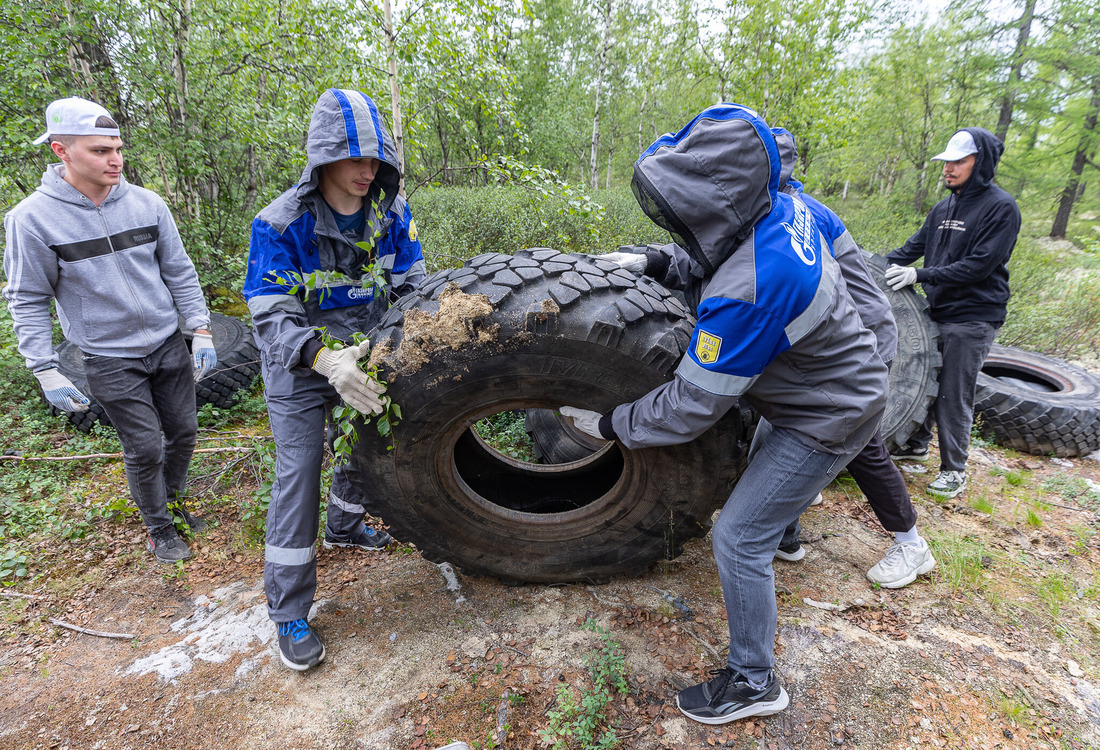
[
  {"left": 261, "top": 360, "right": 373, "bottom": 624},
  {"left": 909, "top": 320, "right": 1000, "bottom": 472},
  {"left": 81, "top": 330, "right": 197, "bottom": 534}
]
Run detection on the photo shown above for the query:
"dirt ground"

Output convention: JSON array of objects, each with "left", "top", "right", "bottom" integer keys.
[{"left": 2, "top": 443, "right": 1100, "bottom": 750}]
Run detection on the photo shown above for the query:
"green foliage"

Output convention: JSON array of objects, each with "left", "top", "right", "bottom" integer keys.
[
  {"left": 539, "top": 619, "right": 629, "bottom": 750},
  {"left": 0, "top": 547, "right": 28, "bottom": 583},
  {"left": 473, "top": 412, "right": 538, "bottom": 463},
  {"left": 928, "top": 533, "right": 989, "bottom": 594},
  {"left": 414, "top": 184, "right": 664, "bottom": 270}
]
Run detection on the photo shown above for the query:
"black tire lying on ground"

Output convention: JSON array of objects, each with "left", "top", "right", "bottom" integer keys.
[
  {"left": 349, "top": 248, "right": 749, "bottom": 584},
  {"left": 863, "top": 252, "right": 941, "bottom": 451},
  {"left": 974, "top": 344, "right": 1100, "bottom": 457},
  {"left": 46, "top": 312, "right": 260, "bottom": 432}
]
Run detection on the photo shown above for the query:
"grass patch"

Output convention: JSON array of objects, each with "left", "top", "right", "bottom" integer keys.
[{"left": 927, "top": 532, "right": 990, "bottom": 595}]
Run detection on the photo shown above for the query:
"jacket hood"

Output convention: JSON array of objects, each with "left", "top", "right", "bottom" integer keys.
[
  {"left": 772, "top": 127, "right": 801, "bottom": 194},
  {"left": 955, "top": 127, "right": 1004, "bottom": 194},
  {"left": 37, "top": 163, "right": 128, "bottom": 207},
  {"left": 297, "top": 89, "right": 402, "bottom": 216},
  {"left": 631, "top": 104, "right": 780, "bottom": 275}
]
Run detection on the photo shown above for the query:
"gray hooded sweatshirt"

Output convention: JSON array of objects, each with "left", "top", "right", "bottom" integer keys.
[{"left": 3, "top": 165, "right": 210, "bottom": 372}]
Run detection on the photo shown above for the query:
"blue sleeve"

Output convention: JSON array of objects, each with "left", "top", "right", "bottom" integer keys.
[{"left": 243, "top": 216, "right": 319, "bottom": 372}]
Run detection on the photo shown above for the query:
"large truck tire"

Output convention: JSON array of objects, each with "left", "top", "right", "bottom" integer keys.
[
  {"left": 974, "top": 344, "right": 1100, "bottom": 457},
  {"left": 863, "top": 252, "right": 941, "bottom": 451},
  {"left": 350, "top": 248, "right": 749, "bottom": 584},
  {"left": 46, "top": 312, "right": 259, "bottom": 432}
]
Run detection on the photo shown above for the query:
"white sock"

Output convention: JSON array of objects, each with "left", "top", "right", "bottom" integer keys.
[{"left": 894, "top": 527, "right": 920, "bottom": 545}]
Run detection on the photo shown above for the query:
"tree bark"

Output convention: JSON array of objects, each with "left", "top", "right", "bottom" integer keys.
[
  {"left": 1051, "top": 81, "right": 1100, "bottom": 239},
  {"left": 995, "top": 0, "right": 1037, "bottom": 142},
  {"left": 383, "top": 0, "right": 406, "bottom": 194},
  {"left": 590, "top": 0, "right": 612, "bottom": 191}
]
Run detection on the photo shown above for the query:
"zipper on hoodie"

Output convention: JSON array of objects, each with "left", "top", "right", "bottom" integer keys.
[{"left": 96, "top": 205, "right": 153, "bottom": 350}]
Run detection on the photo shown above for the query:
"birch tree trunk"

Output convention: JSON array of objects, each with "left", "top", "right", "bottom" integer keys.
[
  {"left": 589, "top": 0, "right": 612, "bottom": 191},
  {"left": 383, "top": 0, "right": 406, "bottom": 195}
]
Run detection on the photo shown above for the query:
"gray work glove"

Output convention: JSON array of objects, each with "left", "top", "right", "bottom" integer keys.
[
  {"left": 35, "top": 368, "right": 91, "bottom": 412},
  {"left": 598, "top": 252, "right": 648, "bottom": 275},
  {"left": 884, "top": 264, "right": 917, "bottom": 291},
  {"left": 312, "top": 341, "right": 386, "bottom": 415},
  {"left": 560, "top": 406, "right": 605, "bottom": 439},
  {"left": 191, "top": 331, "right": 217, "bottom": 382}
]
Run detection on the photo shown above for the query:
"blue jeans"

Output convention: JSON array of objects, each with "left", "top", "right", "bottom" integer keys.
[
  {"left": 713, "top": 420, "right": 860, "bottom": 684},
  {"left": 81, "top": 331, "right": 197, "bottom": 533}
]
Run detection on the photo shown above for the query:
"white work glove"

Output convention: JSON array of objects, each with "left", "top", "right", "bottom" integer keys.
[
  {"left": 34, "top": 368, "right": 91, "bottom": 412},
  {"left": 599, "top": 252, "right": 648, "bottom": 275},
  {"left": 312, "top": 341, "right": 386, "bottom": 415},
  {"left": 560, "top": 406, "right": 605, "bottom": 439},
  {"left": 884, "top": 264, "right": 917, "bottom": 291},
  {"left": 192, "top": 331, "right": 217, "bottom": 382}
]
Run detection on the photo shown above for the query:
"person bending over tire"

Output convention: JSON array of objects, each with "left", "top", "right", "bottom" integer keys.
[
  {"left": 564, "top": 104, "right": 887, "bottom": 725},
  {"left": 884, "top": 128, "right": 1020, "bottom": 500},
  {"left": 3, "top": 97, "right": 215, "bottom": 565},
  {"left": 243, "top": 89, "right": 425, "bottom": 672},
  {"left": 769, "top": 128, "right": 935, "bottom": 589}
]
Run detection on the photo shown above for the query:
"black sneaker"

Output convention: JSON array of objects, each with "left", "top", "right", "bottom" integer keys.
[
  {"left": 890, "top": 443, "right": 929, "bottom": 462},
  {"left": 172, "top": 506, "right": 208, "bottom": 534},
  {"left": 323, "top": 523, "right": 393, "bottom": 551},
  {"left": 146, "top": 526, "right": 193, "bottom": 563},
  {"left": 277, "top": 618, "right": 326, "bottom": 671},
  {"left": 677, "top": 667, "right": 789, "bottom": 724},
  {"left": 774, "top": 541, "right": 805, "bottom": 562}
]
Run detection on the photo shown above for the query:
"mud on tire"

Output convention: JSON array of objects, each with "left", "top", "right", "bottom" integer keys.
[
  {"left": 349, "top": 248, "right": 749, "bottom": 584},
  {"left": 974, "top": 345, "right": 1100, "bottom": 457}
]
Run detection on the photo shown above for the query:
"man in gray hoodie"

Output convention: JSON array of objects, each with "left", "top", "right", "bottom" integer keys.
[
  {"left": 244, "top": 89, "right": 425, "bottom": 671},
  {"left": 4, "top": 97, "right": 216, "bottom": 564}
]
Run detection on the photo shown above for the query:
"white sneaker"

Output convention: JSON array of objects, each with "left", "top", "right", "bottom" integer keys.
[
  {"left": 927, "top": 470, "right": 967, "bottom": 499},
  {"left": 809, "top": 493, "right": 823, "bottom": 506},
  {"left": 866, "top": 539, "right": 936, "bottom": 588}
]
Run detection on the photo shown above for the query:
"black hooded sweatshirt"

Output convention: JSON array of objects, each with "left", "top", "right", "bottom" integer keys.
[{"left": 886, "top": 127, "right": 1020, "bottom": 325}]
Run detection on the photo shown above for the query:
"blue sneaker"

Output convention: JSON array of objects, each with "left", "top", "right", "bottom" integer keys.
[
  {"left": 277, "top": 619, "right": 325, "bottom": 671},
  {"left": 323, "top": 523, "right": 393, "bottom": 551}
]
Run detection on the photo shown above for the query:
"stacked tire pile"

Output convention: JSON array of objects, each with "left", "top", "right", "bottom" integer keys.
[{"left": 43, "top": 312, "right": 260, "bottom": 432}]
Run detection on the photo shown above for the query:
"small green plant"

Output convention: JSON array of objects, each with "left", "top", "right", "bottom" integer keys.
[
  {"left": 928, "top": 533, "right": 988, "bottom": 594},
  {"left": 1005, "top": 471, "right": 1026, "bottom": 487},
  {"left": 1036, "top": 573, "right": 1073, "bottom": 619},
  {"left": 539, "top": 619, "right": 629, "bottom": 749},
  {"left": 0, "top": 547, "right": 29, "bottom": 583},
  {"left": 472, "top": 411, "right": 537, "bottom": 462},
  {"left": 998, "top": 691, "right": 1028, "bottom": 725},
  {"left": 1026, "top": 509, "right": 1042, "bottom": 528},
  {"left": 970, "top": 496, "right": 995, "bottom": 515}
]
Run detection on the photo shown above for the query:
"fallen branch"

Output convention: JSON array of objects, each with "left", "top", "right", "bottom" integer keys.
[
  {"left": 49, "top": 618, "right": 134, "bottom": 640},
  {"left": 1, "top": 446, "right": 255, "bottom": 462},
  {"left": 1, "top": 590, "right": 45, "bottom": 600}
]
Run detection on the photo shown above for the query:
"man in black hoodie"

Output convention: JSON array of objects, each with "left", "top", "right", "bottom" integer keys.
[{"left": 884, "top": 128, "right": 1020, "bottom": 499}]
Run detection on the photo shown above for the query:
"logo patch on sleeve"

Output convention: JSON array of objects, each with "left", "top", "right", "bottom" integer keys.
[
  {"left": 408, "top": 219, "right": 418, "bottom": 242},
  {"left": 695, "top": 331, "right": 722, "bottom": 364}
]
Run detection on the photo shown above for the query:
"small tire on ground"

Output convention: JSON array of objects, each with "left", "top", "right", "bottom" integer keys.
[
  {"left": 863, "top": 252, "right": 941, "bottom": 451},
  {"left": 46, "top": 312, "right": 260, "bottom": 432},
  {"left": 349, "top": 248, "right": 749, "bottom": 583},
  {"left": 974, "top": 344, "right": 1100, "bottom": 457}
]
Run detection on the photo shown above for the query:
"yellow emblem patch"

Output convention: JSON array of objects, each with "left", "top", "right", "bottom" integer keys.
[
  {"left": 695, "top": 331, "right": 722, "bottom": 364},
  {"left": 408, "top": 219, "right": 418, "bottom": 242}
]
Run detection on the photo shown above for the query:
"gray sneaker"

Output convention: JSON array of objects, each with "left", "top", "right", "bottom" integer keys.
[
  {"left": 927, "top": 470, "right": 967, "bottom": 499},
  {"left": 146, "top": 526, "right": 193, "bottom": 563},
  {"left": 866, "top": 540, "right": 936, "bottom": 588}
]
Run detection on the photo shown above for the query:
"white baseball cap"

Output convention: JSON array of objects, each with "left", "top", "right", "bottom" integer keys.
[
  {"left": 33, "top": 97, "right": 121, "bottom": 145},
  {"left": 931, "top": 130, "right": 977, "bottom": 162}
]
